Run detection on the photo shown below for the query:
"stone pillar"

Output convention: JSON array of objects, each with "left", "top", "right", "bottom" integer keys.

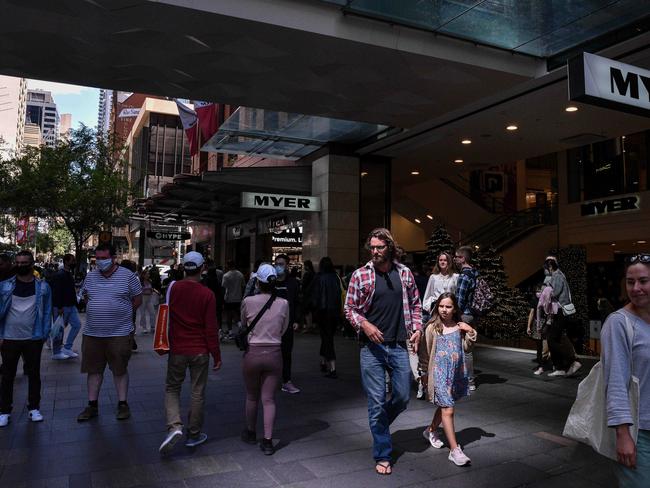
[{"left": 303, "top": 153, "right": 359, "bottom": 268}]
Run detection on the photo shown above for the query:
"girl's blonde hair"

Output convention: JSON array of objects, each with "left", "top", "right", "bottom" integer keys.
[{"left": 426, "top": 292, "right": 462, "bottom": 335}]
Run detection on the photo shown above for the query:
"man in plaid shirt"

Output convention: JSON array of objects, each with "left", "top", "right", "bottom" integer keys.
[
  {"left": 344, "top": 228, "right": 422, "bottom": 476},
  {"left": 454, "top": 245, "right": 478, "bottom": 390}
]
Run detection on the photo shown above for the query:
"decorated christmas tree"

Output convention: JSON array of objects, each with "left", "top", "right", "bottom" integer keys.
[
  {"left": 474, "top": 246, "right": 530, "bottom": 338},
  {"left": 425, "top": 224, "right": 455, "bottom": 266}
]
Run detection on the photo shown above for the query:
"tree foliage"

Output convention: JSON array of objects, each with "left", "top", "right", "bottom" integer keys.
[
  {"left": 425, "top": 225, "right": 455, "bottom": 266},
  {"left": 0, "top": 126, "right": 133, "bottom": 259}
]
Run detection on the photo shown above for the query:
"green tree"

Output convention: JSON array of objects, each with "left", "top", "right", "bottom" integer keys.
[
  {"left": 425, "top": 224, "right": 455, "bottom": 266},
  {"left": 0, "top": 126, "right": 133, "bottom": 263}
]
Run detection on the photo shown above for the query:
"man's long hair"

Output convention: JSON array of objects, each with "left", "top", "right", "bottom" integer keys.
[{"left": 365, "top": 228, "right": 399, "bottom": 261}]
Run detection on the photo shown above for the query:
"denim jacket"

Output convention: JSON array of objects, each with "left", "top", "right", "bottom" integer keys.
[{"left": 0, "top": 276, "right": 52, "bottom": 340}]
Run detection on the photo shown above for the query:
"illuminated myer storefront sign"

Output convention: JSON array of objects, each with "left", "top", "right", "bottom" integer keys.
[
  {"left": 569, "top": 52, "right": 650, "bottom": 117},
  {"left": 241, "top": 192, "right": 320, "bottom": 212},
  {"left": 580, "top": 194, "right": 640, "bottom": 216}
]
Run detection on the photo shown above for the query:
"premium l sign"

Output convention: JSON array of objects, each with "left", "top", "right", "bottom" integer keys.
[
  {"left": 241, "top": 192, "right": 320, "bottom": 212},
  {"left": 569, "top": 52, "right": 650, "bottom": 116}
]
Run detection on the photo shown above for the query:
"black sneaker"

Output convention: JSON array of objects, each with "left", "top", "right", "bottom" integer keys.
[
  {"left": 116, "top": 403, "right": 131, "bottom": 420},
  {"left": 241, "top": 428, "right": 257, "bottom": 444},
  {"left": 324, "top": 370, "right": 338, "bottom": 379},
  {"left": 260, "top": 438, "right": 275, "bottom": 455},
  {"left": 77, "top": 405, "right": 98, "bottom": 422}
]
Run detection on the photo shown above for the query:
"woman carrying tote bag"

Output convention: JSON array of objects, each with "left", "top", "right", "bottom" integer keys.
[{"left": 602, "top": 254, "right": 650, "bottom": 487}]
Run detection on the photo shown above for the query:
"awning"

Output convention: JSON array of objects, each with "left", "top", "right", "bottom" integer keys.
[
  {"left": 202, "top": 106, "right": 390, "bottom": 160},
  {"left": 134, "top": 165, "right": 312, "bottom": 223}
]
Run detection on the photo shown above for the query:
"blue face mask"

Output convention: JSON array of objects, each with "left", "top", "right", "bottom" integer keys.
[
  {"left": 96, "top": 258, "right": 113, "bottom": 272},
  {"left": 275, "top": 265, "right": 286, "bottom": 276}
]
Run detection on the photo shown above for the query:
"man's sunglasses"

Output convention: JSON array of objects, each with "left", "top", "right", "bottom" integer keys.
[{"left": 627, "top": 254, "right": 650, "bottom": 264}]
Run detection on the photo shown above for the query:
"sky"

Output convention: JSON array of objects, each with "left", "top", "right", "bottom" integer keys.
[{"left": 27, "top": 79, "right": 100, "bottom": 130}]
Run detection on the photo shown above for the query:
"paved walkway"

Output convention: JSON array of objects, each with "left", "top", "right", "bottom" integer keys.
[{"left": 0, "top": 326, "right": 616, "bottom": 488}]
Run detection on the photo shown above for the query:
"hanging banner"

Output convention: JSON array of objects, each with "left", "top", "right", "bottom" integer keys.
[{"left": 16, "top": 217, "right": 29, "bottom": 245}]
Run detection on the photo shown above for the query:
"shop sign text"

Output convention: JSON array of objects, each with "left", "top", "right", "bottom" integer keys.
[
  {"left": 242, "top": 192, "right": 320, "bottom": 212},
  {"left": 146, "top": 231, "right": 190, "bottom": 240},
  {"left": 569, "top": 52, "right": 650, "bottom": 117},
  {"left": 580, "top": 195, "right": 640, "bottom": 217}
]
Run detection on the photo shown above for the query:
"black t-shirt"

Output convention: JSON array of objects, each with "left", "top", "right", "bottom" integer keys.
[
  {"left": 362, "top": 266, "right": 406, "bottom": 343},
  {"left": 14, "top": 279, "right": 36, "bottom": 298}
]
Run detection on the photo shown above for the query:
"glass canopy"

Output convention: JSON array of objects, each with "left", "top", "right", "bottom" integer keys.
[
  {"left": 202, "top": 107, "right": 390, "bottom": 160},
  {"left": 320, "top": 1, "right": 650, "bottom": 59}
]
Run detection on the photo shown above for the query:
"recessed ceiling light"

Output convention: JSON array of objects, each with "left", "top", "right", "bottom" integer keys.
[
  {"left": 411, "top": 170, "right": 420, "bottom": 175},
  {"left": 611, "top": 243, "right": 616, "bottom": 246},
  {"left": 461, "top": 139, "right": 472, "bottom": 145},
  {"left": 565, "top": 106, "right": 578, "bottom": 112},
  {"left": 426, "top": 214, "right": 433, "bottom": 220},
  {"left": 638, "top": 240, "right": 647, "bottom": 244},
  {"left": 414, "top": 218, "right": 421, "bottom": 224},
  {"left": 360, "top": 171, "right": 368, "bottom": 177},
  {"left": 506, "top": 125, "right": 518, "bottom": 131},
  {"left": 454, "top": 159, "right": 464, "bottom": 164}
]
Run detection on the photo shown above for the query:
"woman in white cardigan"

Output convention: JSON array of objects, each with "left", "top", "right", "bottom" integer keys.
[{"left": 422, "top": 252, "right": 459, "bottom": 314}]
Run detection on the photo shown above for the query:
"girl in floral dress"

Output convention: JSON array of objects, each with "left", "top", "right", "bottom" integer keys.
[{"left": 418, "top": 292, "right": 477, "bottom": 466}]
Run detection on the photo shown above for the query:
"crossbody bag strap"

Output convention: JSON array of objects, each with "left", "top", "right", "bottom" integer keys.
[
  {"left": 622, "top": 312, "right": 636, "bottom": 374},
  {"left": 245, "top": 294, "right": 276, "bottom": 336}
]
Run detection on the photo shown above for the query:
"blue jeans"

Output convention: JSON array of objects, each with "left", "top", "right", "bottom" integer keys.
[
  {"left": 360, "top": 342, "right": 411, "bottom": 462},
  {"left": 52, "top": 306, "right": 82, "bottom": 353},
  {"left": 618, "top": 429, "right": 650, "bottom": 488}
]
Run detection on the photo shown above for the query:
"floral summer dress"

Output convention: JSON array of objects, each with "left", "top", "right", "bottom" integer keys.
[{"left": 433, "top": 329, "right": 469, "bottom": 407}]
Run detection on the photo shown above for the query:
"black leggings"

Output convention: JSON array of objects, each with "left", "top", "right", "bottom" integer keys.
[{"left": 315, "top": 309, "right": 338, "bottom": 361}]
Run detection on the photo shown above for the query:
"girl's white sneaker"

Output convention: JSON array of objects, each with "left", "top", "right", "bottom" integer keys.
[
  {"left": 423, "top": 428, "right": 444, "bottom": 449},
  {"left": 0, "top": 414, "right": 9, "bottom": 427},
  {"left": 448, "top": 446, "right": 471, "bottom": 466}
]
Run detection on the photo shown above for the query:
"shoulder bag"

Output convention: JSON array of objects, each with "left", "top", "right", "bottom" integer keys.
[
  {"left": 562, "top": 312, "right": 639, "bottom": 460},
  {"left": 235, "top": 294, "right": 276, "bottom": 352}
]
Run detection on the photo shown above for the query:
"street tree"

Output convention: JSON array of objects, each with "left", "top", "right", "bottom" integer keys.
[{"left": 0, "top": 126, "right": 133, "bottom": 263}]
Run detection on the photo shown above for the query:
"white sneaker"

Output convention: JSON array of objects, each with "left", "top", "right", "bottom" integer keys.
[
  {"left": 448, "top": 446, "right": 471, "bottom": 466},
  {"left": 423, "top": 428, "right": 444, "bottom": 449},
  {"left": 566, "top": 361, "right": 582, "bottom": 377},
  {"left": 28, "top": 409, "right": 44, "bottom": 422},
  {"left": 0, "top": 414, "right": 9, "bottom": 427},
  {"left": 159, "top": 429, "right": 183, "bottom": 455},
  {"left": 281, "top": 381, "right": 301, "bottom": 394},
  {"left": 185, "top": 432, "right": 208, "bottom": 447},
  {"left": 51, "top": 352, "right": 70, "bottom": 360},
  {"left": 533, "top": 367, "right": 544, "bottom": 375},
  {"left": 547, "top": 369, "right": 566, "bottom": 377},
  {"left": 62, "top": 348, "right": 79, "bottom": 358},
  {"left": 416, "top": 381, "right": 425, "bottom": 399}
]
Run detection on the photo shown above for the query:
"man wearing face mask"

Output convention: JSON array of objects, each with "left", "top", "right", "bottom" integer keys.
[
  {"left": 77, "top": 243, "right": 142, "bottom": 422},
  {"left": 273, "top": 254, "right": 301, "bottom": 394},
  {"left": 0, "top": 250, "right": 52, "bottom": 427},
  {"left": 51, "top": 254, "right": 82, "bottom": 360}
]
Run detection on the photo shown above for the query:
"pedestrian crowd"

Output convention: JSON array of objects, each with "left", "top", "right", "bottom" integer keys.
[{"left": 0, "top": 236, "right": 648, "bottom": 486}]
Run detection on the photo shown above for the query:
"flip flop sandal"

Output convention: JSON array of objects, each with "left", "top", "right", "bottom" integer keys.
[{"left": 375, "top": 461, "right": 392, "bottom": 476}]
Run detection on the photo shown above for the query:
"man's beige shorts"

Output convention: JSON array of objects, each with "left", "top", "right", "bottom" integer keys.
[{"left": 81, "top": 335, "right": 132, "bottom": 376}]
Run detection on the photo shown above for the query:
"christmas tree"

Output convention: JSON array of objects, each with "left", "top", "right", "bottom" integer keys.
[
  {"left": 474, "top": 246, "right": 530, "bottom": 338},
  {"left": 425, "top": 225, "right": 455, "bottom": 266}
]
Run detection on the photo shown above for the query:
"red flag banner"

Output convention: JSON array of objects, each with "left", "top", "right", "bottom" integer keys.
[
  {"left": 16, "top": 217, "right": 29, "bottom": 245},
  {"left": 194, "top": 101, "right": 218, "bottom": 143},
  {"left": 175, "top": 100, "right": 199, "bottom": 156}
]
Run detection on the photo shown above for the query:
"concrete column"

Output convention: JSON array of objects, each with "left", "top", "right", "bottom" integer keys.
[{"left": 303, "top": 153, "right": 359, "bottom": 268}]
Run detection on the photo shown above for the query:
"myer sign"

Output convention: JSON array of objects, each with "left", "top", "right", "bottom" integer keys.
[
  {"left": 241, "top": 192, "right": 320, "bottom": 212},
  {"left": 569, "top": 52, "right": 650, "bottom": 117},
  {"left": 580, "top": 194, "right": 640, "bottom": 217}
]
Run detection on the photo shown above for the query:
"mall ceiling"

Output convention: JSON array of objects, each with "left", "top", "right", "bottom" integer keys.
[{"left": 0, "top": 0, "right": 540, "bottom": 129}]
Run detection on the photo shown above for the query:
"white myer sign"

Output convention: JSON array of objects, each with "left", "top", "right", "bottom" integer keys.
[
  {"left": 241, "top": 192, "right": 320, "bottom": 212},
  {"left": 569, "top": 52, "right": 650, "bottom": 116}
]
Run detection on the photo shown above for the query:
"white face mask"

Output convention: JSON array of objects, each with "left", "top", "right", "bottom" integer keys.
[{"left": 96, "top": 258, "right": 113, "bottom": 272}]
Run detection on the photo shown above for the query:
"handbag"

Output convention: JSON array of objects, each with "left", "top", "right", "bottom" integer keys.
[
  {"left": 235, "top": 294, "right": 276, "bottom": 352},
  {"left": 153, "top": 281, "right": 175, "bottom": 355},
  {"left": 561, "top": 288, "right": 576, "bottom": 316},
  {"left": 562, "top": 312, "right": 639, "bottom": 460}
]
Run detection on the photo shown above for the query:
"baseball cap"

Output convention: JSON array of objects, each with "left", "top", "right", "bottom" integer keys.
[
  {"left": 182, "top": 251, "right": 205, "bottom": 270},
  {"left": 256, "top": 263, "right": 277, "bottom": 283}
]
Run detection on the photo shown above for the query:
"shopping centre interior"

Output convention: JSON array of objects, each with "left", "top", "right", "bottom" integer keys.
[{"left": 3, "top": 0, "right": 650, "bottom": 324}]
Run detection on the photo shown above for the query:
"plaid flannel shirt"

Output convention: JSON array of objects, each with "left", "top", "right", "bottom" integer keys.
[
  {"left": 344, "top": 261, "right": 422, "bottom": 335},
  {"left": 456, "top": 267, "right": 477, "bottom": 315}
]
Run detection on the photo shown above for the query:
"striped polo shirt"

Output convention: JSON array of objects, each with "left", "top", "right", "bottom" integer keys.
[{"left": 82, "top": 266, "right": 142, "bottom": 337}]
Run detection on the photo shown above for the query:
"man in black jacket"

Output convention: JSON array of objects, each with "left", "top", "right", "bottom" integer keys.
[
  {"left": 51, "top": 254, "right": 81, "bottom": 360},
  {"left": 274, "top": 254, "right": 301, "bottom": 394}
]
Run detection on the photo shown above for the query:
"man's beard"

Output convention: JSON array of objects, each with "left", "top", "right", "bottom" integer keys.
[{"left": 372, "top": 254, "right": 388, "bottom": 265}]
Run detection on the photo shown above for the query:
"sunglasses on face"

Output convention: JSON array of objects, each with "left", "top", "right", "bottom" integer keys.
[
  {"left": 627, "top": 254, "right": 650, "bottom": 264},
  {"left": 369, "top": 245, "right": 387, "bottom": 252}
]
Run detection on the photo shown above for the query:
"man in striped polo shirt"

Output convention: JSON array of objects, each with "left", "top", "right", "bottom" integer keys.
[{"left": 77, "top": 243, "right": 142, "bottom": 422}]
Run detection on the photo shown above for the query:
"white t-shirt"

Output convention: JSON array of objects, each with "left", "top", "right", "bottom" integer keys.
[{"left": 422, "top": 273, "right": 459, "bottom": 313}]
